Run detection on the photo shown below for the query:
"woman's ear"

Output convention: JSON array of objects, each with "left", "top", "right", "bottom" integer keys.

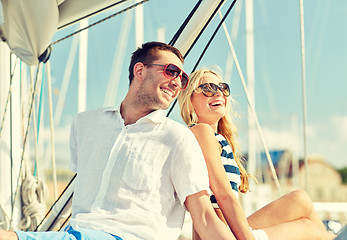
[{"left": 133, "top": 62, "right": 145, "bottom": 82}]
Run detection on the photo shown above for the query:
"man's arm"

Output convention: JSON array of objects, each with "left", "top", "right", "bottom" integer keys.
[{"left": 185, "top": 191, "right": 236, "bottom": 240}]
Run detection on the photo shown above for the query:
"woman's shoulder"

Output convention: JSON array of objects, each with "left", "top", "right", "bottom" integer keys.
[
  {"left": 190, "top": 123, "right": 214, "bottom": 133},
  {"left": 189, "top": 123, "right": 217, "bottom": 141}
]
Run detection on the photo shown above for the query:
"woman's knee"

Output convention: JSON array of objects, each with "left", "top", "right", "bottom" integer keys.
[
  {"left": 297, "top": 217, "right": 314, "bottom": 226},
  {"left": 287, "top": 190, "right": 314, "bottom": 213},
  {"left": 287, "top": 190, "right": 311, "bottom": 204}
]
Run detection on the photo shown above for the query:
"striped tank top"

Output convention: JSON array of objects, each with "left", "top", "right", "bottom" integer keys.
[{"left": 210, "top": 133, "right": 241, "bottom": 208}]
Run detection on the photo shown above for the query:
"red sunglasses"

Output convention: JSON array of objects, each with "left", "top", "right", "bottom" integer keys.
[{"left": 143, "top": 63, "right": 189, "bottom": 90}]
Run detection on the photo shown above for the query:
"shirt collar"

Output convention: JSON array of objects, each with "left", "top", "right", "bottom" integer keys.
[{"left": 103, "top": 104, "right": 166, "bottom": 124}]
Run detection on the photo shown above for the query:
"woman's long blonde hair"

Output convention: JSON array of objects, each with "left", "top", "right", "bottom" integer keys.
[{"left": 177, "top": 67, "right": 250, "bottom": 193}]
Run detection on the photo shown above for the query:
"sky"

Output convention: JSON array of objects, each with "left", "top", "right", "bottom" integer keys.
[{"left": 43, "top": 0, "right": 347, "bottom": 169}]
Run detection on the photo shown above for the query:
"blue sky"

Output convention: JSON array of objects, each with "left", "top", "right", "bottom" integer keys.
[{"left": 47, "top": 0, "right": 347, "bottom": 169}]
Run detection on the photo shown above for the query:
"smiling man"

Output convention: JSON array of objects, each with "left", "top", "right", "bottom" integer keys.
[{"left": 0, "top": 42, "right": 235, "bottom": 240}]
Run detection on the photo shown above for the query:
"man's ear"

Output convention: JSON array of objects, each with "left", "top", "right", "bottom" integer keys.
[{"left": 133, "top": 62, "right": 145, "bottom": 82}]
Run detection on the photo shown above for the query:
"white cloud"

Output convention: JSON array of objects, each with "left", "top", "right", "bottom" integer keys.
[
  {"left": 262, "top": 127, "right": 301, "bottom": 151},
  {"left": 331, "top": 116, "right": 347, "bottom": 142}
]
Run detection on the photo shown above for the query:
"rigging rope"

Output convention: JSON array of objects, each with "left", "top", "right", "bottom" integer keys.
[
  {"left": 299, "top": 0, "right": 309, "bottom": 192},
  {"left": 168, "top": 0, "right": 203, "bottom": 47},
  {"left": 0, "top": 54, "right": 18, "bottom": 230},
  {"left": 10, "top": 53, "right": 14, "bottom": 228},
  {"left": 19, "top": 172, "right": 47, "bottom": 230},
  {"left": 218, "top": 10, "right": 282, "bottom": 195},
  {"left": 9, "top": 64, "right": 48, "bottom": 230},
  {"left": 46, "top": 61, "right": 58, "bottom": 200},
  {"left": 30, "top": 68, "right": 41, "bottom": 180},
  {"left": 51, "top": 0, "right": 149, "bottom": 46},
  {"left": 0, "top": 57, "right": 18, "bottom": 138},
  {"left": 25, "top": 0, "right": 150, "bottom": 230},
  {"left": 18, "top": 65, "right": 48, "bottom": 231},
  {"left": 184, "top": 0, "right": 228, "bottom": 60},
  {"left": 167, "top": 0, "right": 237, "bottom": 117},
  {"left": 166, "top": 0, "right": 282, "bottom": 195}
]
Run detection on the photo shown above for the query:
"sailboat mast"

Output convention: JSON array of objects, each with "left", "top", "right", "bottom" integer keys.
[
  {"left": 244, "top": 0, "right": 256, "bottom": 216},
  {"left": 135, "top": 4, "right": 144, "bottom": 47}
]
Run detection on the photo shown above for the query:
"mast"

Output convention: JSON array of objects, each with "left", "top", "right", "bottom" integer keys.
[
  {"left": 244, "top": 0, "right": 256, "bottom": 217},
  {"left": 157, "top": 27, "right": 166, "bottom": 43},
  {"left": 103, "top": 11, "right": 132, "bottom": 107},
  {"left": 135, "top": 4, "right": 144, "bottom": 47}
]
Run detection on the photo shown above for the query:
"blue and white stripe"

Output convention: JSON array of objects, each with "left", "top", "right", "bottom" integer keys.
[{"left": 210, "top": 133, "right": 241, "bottom": 208}]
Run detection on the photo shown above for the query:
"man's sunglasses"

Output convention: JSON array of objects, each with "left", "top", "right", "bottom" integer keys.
[
  {"left": 143, "top": 63, "right": 189, "bottom": 90},
  {"left": 195, "top": 82, "right": 230, "bottom": 97}
]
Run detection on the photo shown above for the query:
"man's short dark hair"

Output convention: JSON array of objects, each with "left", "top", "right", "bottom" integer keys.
[{"left": 128, "top": 42, "right": 184, "bottom": 85}]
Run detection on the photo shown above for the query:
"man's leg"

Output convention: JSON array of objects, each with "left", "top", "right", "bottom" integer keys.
[
  {"left": 0, "top": 229, "right": 76, "bottom": 240},
  {"left": 1, "top": 226, "right": 123, "bottom": 240},
  {"left": 15, "top": 230, "right": 76, "bottom": 240}
]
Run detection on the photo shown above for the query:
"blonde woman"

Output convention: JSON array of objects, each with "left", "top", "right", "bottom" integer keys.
[{"left": 177, "top": 67, "right": 336, "bottom": 240}]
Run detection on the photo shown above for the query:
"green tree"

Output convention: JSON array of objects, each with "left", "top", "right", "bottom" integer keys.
[{"left": 338, "top": 167, "right": 347, "bottom": 184}]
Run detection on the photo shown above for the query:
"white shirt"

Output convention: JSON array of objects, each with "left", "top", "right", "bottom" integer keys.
[{"left": 69, "top": 105, "right": 209, "bottom": 240}]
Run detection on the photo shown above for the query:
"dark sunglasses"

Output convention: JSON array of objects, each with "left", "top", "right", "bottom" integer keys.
[
  {"left": 143, "top": 63, "right": 189, "bottom": 90},
  {"left": 195, "top": 82, "right": 230, "bottom": 97}
]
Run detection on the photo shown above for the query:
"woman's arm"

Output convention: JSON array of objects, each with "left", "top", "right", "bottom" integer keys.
[
  {"left": 190, "top": 124, "right": 255, "bottom": 240},
  {"left": 185, "top": 191, "right": 236, "bottom": 240}
]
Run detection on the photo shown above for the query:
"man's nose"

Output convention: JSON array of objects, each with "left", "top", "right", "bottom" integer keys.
[{"left": 170, "top": 75, "right": 182, "bottom": 89}]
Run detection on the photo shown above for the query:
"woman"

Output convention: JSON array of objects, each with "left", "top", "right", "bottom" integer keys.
[{"left": 177, "top": 67, "right": 336, "bottom": 240}]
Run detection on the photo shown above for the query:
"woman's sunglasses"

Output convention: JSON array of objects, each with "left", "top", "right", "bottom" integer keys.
[
  {"left": 143, "top": 63, "right": 189, "bottom": 90},
  {"left": 195, "top": 82, "right": 230, "bottom": 97}
]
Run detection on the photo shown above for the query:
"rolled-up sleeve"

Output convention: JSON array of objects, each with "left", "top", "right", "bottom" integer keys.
[{"left": 170, "top": 129, "right": 209, "bottom": 206}]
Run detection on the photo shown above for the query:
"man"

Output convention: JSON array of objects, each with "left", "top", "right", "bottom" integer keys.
[{"left": 0, "top": 42, "right": 235, "bottom": 240}]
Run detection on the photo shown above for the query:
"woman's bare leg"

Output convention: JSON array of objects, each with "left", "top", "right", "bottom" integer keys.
[
  {"left": 247, "top": 190, "right": 326, "bottom": 231},
  {"left": 192, "top": 226, "right": 202, "bottom": 240},
  {"left": 263, "top": 218, "right": 336, "bottom": 240}
]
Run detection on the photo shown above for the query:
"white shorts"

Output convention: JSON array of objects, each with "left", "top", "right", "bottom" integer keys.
[{"left": 251, "top": 228, "right": 269, "bottom": 240}]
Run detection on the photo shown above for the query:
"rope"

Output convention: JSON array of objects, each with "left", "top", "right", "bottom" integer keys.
[
  {"left": 167, "top": 0, "right": 237, "bottom": 117},
  {"left": 30, "top": 69, "right": 41, "bottom": 181},
  {"left": 184, "top": 0, "right": 228, "bottom": 60},
  {"left": 191, "top": 0, "right": 237, "bottom": 71},
  {"left": 51, "top": 0, "right": 149, "bottom": 46},
  {"left": 168, "top": 0, "right": 203, "bottom": 46},
  {"left": 17, "top": 65, "right": 48, "bottom": 231},
  {"left": 10, "top": 53, "right": 14, "bottom": 228},
  {"left": 19, "top": 173, "right": 47, "bottom": 231},
  {"left": 0, "top": 55, "right": 17, "bottom": 230},
  {"left": 299, "top": 0, "right": 309, "bottom": 191},
  {"left": 46, "top": 61, "right": 58, "bottom": 200},
  {"left": 10, "top": 64, "right": 42, "bottom": 226},
  {"left": 218, "top": 10, "right": 282, "bottom": 195},
  {"left": 0, "top": 57, "right": 18, "bottom": 138}
]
